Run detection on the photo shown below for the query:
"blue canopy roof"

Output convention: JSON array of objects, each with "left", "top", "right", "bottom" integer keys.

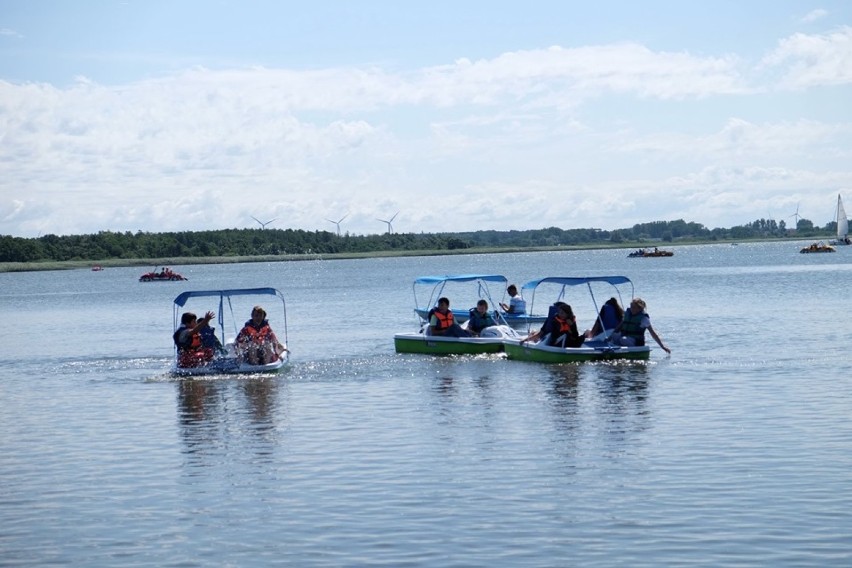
[
  {"left": 173, "top": 287, "right": 282, "bottom": 307},
  {"left": 414, "top": 274, "right": 508, "bottom": 285},
  {"left": 520, "top": 276, "right": 632, "bottom": 292}
]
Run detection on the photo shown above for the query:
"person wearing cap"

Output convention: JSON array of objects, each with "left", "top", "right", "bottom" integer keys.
[{"left": 236, "top": 305, "right": 287, "bottom": 365}]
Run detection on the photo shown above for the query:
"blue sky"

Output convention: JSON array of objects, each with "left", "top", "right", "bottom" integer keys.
[{"left": 1, "top": 1, "right": 851, "bottom": 237}]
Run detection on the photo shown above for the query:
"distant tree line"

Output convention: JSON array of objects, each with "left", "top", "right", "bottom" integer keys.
[{"left": 0, "top": 217, "right": 834, "bottom": 263}]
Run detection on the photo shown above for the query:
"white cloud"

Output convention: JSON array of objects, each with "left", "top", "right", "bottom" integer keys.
[
  {"left": 0, "top": 37, "right": 849, "bottom": 237},
  {"left": 800, "top": 9, "right": 828, "bottom": 23},
  {"left": 0, "top": 28, "right": 23, "bottom": 39},
  {"left": 761, "top": 26, "right": 852, "bottom": 88}
]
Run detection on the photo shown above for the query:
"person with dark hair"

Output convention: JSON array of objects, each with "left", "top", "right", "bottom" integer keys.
[
  {"left": 236, "top": 305, "right": 287, "bottom": 365},
  {"left": 499, "top": 284, "right": 526, "bottom": 314},
  {"left": 467, "top": 299, "right": 497, "bottom": 336},
  {"left": 173, "top": 310, "right": 216, "bottom": 368},
  {"left": 521, "top": 302, "right": 585, "bottom": 348},
  {"left": 585, "top": 297, "right": 625, "bottom": 339},
  {"left": 427, "top": 297, "right": 470, "bottom": 337}
]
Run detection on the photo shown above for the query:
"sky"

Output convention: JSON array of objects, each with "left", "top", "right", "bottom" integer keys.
[{"left": 1, "top": 1, "right": 851, "bottom": 237}]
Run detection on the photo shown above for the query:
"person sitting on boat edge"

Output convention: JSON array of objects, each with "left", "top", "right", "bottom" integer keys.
[
  {"left": 236, "top": 305, "right": 287, "bottom": 365},
  {"left": 467, "top": 299, "right": 497, "bottom": 336},
  {"left": 585, "top": 297, "right": 624, "bottom": 339},
  {"left": 610, "top": 297, "right": 671, "bottom": 354},
  {"left": 520, "top": 302, "right": 585, "bottom": 348},
  {"left": 427, "top": 297, "right": 470, "bottom": 337},
  {"left": 173, "top": 311, "right": 216, "bottom": 368},
  {"left": 499, "top": 284, "right": 526, "bottom": 315}
]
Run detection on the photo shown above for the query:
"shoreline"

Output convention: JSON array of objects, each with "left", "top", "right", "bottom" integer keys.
[{"left": 0, "top": 237, "right": 817, "bottom": 273}]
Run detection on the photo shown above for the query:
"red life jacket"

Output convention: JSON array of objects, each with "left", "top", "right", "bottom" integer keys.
[{"left": 174, "top": 325, "right": 212, "bottom": 368}]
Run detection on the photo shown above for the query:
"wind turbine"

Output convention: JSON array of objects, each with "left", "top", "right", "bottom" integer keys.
[
  {"left": 325, "top": 213, "right": 349, "bottom": 236},
  {"left": 789, "top": 203, "right": 801, "bottom": 229},
  {"left": 251, "top": 215, "right": 277, "bottom": 230},
  {"left": 377, "top": 211, "right": 399, "bottom": 234}
]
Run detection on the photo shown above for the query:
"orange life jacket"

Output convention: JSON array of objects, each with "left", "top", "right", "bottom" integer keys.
[
  {"left": 432, "top": 309, "right": 454, "bottom": 330},
  {"left": 553, "top": 315, "right": 571, "bottom": 334},
  {"left": 238, "top": 322, "right": 274, "bottom": 344}
]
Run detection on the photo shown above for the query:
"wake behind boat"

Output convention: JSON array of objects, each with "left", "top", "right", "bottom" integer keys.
[
  {"left": 394, "top": 274, "right": 520, "bottom": 355},
  {"left": 172, "top": 287, "right": 289, "bottom": 376},
  {"left": 503, "top": 276, "right": 651, "bottom": 363}
]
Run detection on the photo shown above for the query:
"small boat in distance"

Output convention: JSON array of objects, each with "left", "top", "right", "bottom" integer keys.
[
  {"left": 628, "top": 247, "right": 674, "bottom": 257},
  {"left": 503, "top": 276, "right": 651, "bottom": 363},
  {"left": 91, "top": 265, "right": 103, "bottom": 271},
  {"left": 829, "top": 194, "right": 850, "bottom": 246},
  {"left": 139, "top": 266, "right": 187, "bottom": 282},
  {"left": 172, "top": 287, "right": 289, "bottom": 376},
  {"left": 800, "top": 241, "right": 836, "bottom": 254}
]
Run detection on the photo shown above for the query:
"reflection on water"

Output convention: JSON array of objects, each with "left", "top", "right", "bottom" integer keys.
[
  {"left": 4, "top": 243, "right": 852, "bottom": 566},
  {"left": 177, "top": 376, "right": 285, "bottom": 464}
]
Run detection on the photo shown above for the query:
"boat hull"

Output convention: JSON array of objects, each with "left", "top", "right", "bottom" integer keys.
[
  {"left": 394, "top": 332, "right": 505, "bottom": 355},
  {"left": 800, "top": 244, "right": 836, "bottom": 253},
  {"left": 503, "top": 339, "right": 650, "bottom": 363},
  {"left": 173, "top": 356, "right": 286, "bottom": 376}
]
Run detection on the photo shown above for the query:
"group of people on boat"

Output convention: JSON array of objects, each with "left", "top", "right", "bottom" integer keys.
[
  {"left": 425, "top": 283, "right": 670, "bottom": 354},
  {"left": 519, "top": 296, "right": 670, "bottom": 353},
  {"left": 427, "top": 284, "right": 527, "bottom": 338},
  {"left": 173, "top": 305, "right": 287, "bottom": 369}
]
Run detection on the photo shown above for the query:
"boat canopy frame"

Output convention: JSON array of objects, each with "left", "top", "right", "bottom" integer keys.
[
  {"left": 173, "top": 287, "right": 288, "bottom": 347},
  {"left": 520, "top": 276, "right": 635, "bottom": 333},
  {"left": 411, "top": 274, "right": 510, "bottom": 326}
]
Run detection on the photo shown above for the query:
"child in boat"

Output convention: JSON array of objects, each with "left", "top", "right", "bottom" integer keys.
[
  {"left": 467, "top": 299, "right": 497, "bottom": 336},
  {"left": 173, "top": 311, "right": 216, "bottom": 367}
]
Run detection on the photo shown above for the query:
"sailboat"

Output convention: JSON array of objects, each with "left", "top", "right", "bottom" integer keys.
[{"left": 830, "top": 194, "right": 850, "bottom": 246}]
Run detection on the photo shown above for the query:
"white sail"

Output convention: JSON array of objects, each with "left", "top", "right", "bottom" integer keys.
[{"left": 837, "top": 195, "right": 849, "bottom": 245}]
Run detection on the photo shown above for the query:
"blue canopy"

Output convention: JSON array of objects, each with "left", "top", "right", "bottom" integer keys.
[
  {"left": 414, "top": 274, "right": 508, "bottom": 285},
  {"left": 520, "top": 276, "right": 632, "bottom": 293},
  {"left": 173, "top": 287, "right": 282, "bottom": 307}
]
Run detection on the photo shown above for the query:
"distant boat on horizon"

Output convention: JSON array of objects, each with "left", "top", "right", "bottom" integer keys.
[{"left": 830, "top": 194, "right": 850, "bottom": 246}]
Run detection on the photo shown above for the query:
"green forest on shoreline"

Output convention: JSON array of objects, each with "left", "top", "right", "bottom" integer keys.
[{"left": 1, "top": 216, "right": 833, "bottom": 273}]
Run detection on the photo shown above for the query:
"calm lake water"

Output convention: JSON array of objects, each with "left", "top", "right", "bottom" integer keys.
[{"left": 2, "top": 241, "right": 851, "bottom": 567}]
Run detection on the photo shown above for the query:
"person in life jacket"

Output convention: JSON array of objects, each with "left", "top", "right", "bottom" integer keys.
[
  {"left": 585, "top": 297, "right": 625, "bottom": 339},
  {"left": 611, "top": 297, "right": 671, "bottom": 354},
  {"left": 467, "top": 299, "right": 497, "bottom": 336},
  {"left": 236, "top": 305, "right": 287, "bottom": 365},
  {"left": 520, "top": 302, "right": 585, "bottom": 348},
  {"left": 173, "top": 310, "right": 216, "bottom": 368},
  {"left": 199, "top": 323, "right": 226, "bottom": 356},
  {"left": 427, "top": 297, "right": 470, "bottom": 337}
]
